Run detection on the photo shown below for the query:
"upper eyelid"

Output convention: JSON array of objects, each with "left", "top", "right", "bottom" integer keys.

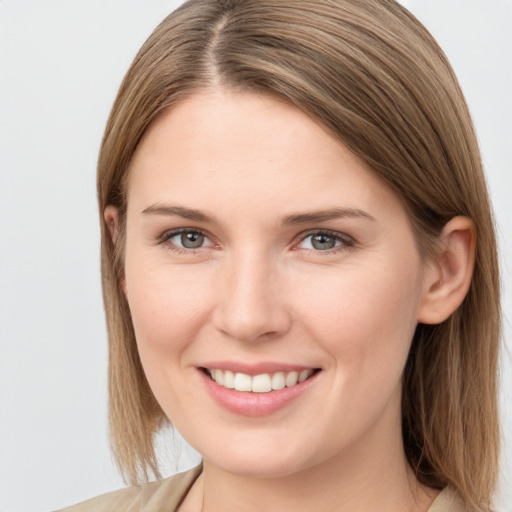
[
  {"left": 295, "top": 228, "right": 355, "bottom": 243},
  {"left": 160, "top": 227, "right": 210, "bottom": 239}
]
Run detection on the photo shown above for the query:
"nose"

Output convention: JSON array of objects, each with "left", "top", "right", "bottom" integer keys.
[{"left": 212, "top": 250, "right": 292, "bottom": 343}]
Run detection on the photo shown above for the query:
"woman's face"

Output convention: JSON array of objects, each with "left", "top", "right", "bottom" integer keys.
[{"left": 120, "top": 89, "right": 432, "bottom": 478}]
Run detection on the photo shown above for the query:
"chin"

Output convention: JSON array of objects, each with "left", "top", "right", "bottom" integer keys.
[
  {"left": 215, "top": 458, "right": 308, "bottom": 479},
  {"left": 200, "top": 438, "right": 322, "bottom": 479}
]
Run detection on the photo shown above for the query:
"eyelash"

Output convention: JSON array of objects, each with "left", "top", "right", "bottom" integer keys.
[{"left": 158, "top": 228, "right": 355, "bottom": 255}]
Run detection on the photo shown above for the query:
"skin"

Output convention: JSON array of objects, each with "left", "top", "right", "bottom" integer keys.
[{"left": 106, "top": 89, "right": 475, "bottom": 512}]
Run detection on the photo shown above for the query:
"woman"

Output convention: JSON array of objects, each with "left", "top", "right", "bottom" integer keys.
[{"left": 60, "top": 0, "right": 501, "bottom": 510}]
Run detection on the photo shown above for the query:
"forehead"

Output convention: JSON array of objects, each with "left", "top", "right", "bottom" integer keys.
[
  {"left": 127, "top": 89, "right": 403, "bottom": 222},
  {"left": 130, "top": 89, "right": 351, "bottom": 173}
]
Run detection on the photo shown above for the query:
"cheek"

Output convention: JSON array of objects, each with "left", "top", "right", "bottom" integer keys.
[
  {"left": 294, "top": 258, "right": 422, "bottom": 377},
  {"left": 123, "top": 259, "right": 216, "bottom": 420},
  {"left": 288, "top": 260, "right": 423, "bottom": 443},
  {"left": 124, "top": 254, "right": 212, "bottom": 363}
]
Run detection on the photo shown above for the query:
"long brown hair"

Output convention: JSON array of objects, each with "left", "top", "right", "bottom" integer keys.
[{"left": 97, "top": 1, "right": 501, "bottom": 509}]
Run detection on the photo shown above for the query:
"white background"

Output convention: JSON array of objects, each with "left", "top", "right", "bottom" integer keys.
[{"left": 0, "top": 1, "right": 510, "bottom": 511}]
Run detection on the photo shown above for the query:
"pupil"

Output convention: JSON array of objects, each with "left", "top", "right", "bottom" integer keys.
[
  {"left": 312, "top": 234, "right": 335, "bottom": 250},
  {"left": 181, "top": 232, "right": 204, "bottom": 248}
]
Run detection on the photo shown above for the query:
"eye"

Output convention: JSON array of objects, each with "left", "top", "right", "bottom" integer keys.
[
  {"left": 160, "top": 229, "right": 212, "bottom": 251},
  {"left": 296, "top": 230, "right": 354, "bottom": 252}
]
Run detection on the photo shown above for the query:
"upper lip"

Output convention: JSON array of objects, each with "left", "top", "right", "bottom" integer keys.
[{"left": 200, "top": 361, "right": 319, "bottom": 375}]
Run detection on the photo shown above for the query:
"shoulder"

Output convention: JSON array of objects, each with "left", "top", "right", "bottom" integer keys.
[
  {"left": 427, "top": 487, "right": 466, "bottom": 512},
  {"left": 57, "top": 465, "right": 202, "bottom": 512}
]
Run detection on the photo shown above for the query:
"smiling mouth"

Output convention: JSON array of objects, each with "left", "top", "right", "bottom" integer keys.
[{"left": 202, "top": 368, "right": 319, "bottom": 393}]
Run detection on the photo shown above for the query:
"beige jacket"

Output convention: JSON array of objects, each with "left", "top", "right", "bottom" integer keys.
[{"left": 58, "top": 465, "right": 465, "bottom": 512}]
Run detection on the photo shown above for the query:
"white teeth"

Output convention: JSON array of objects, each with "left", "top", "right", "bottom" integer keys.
[
  {"left": 298, "top": 369, "right": 311, "bottom": 383},
  {"left": 213, "top": 369, "right": 224, "bottom": 386},
  {"left": 285, "top": 371, "right": 299, "bottom": 387},
  {"left": 223, "top": 370, "right": 235, "bottom": 389},
  {"left": 234, "top": 372, "right": 252, "bottom": 392},
  {"left": 252, "top": 374, "right": 272, "bottom": 393},
  {"left": 208, "top": 368, "right": 315, "bottom": 393},
  {"left": 271, "top": 371, "right": 286, "bottom": 390}
]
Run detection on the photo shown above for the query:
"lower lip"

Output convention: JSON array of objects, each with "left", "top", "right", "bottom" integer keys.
[{"left": 199, "top": 369, "right": 320, "bottom": 417}]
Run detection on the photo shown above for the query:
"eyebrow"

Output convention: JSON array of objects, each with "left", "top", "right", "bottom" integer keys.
[
  {"left": 281, "top": 208, "right": 375, "bottom": 225},
  {"left": 142, "top": 204, "right": 374, "bottom": 225},
  {"left": 141, "top": 204, "right": 218, "bottom": 224}
]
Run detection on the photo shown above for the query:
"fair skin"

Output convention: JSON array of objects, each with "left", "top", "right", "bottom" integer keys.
[{"left": 106, "top": 89, "right": 475, "bottom": 512}]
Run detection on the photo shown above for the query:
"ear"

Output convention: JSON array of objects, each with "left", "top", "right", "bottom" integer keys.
[
  {"left": 418, "top": 216, "right": 476, "bottom": 325},
  {"left": 103, "top": 205, "right": 127, "bottom": 295},
  {"left": 104, "top": 205, "right": 120, "bottom": 244}
]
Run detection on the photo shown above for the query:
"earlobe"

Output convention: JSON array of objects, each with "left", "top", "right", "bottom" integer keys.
[
  {"left": 418, "top": 216, "right": 476, "bottom": 325},
  {"left": 104, "top": 205, "right": 120, "bottom": 245}
]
